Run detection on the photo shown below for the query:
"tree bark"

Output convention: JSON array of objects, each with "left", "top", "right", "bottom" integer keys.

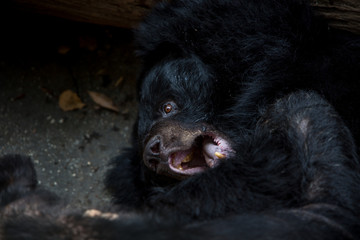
[
  {"left": 10, "top": 0, "right": 159, "bottom": 29},
  {"left": 9, "top": 0, "right": 360, "bottom": 34},
  {"left": 310, "top": 0, "right": 360, "bottom": 34}
]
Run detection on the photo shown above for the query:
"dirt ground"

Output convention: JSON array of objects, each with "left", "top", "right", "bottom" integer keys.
[{"left": 0, "top": 9, "right": 139, "bottom": 208}]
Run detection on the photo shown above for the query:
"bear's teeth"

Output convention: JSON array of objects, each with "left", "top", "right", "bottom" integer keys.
[
  {"left": 182, "top": 152, "right": 193, "bottom": 163},
  {"left": 215, "top": 152, "right": 225, "bottom": 159}
]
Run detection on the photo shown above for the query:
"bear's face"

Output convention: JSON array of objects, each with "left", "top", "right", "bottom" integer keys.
[{"left": 137, "top": 56, "right": 235, "bottom": 180}]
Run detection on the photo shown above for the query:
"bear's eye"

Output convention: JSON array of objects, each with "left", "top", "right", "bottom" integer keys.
[
  {"left": 161, "top": 101, "right": 178, "bottom": 117},
  {"left": 164, "top": 104, "right": 172, "bottom": 113}
]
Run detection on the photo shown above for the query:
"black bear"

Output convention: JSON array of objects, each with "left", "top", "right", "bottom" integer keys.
[
  {"left": 104, "top": 0, "right": 360, "bottom": 236},
  {"left": 106, "top": 0, "right": 360, "bottom": 215},
  {"left": 2, "top": 92, "right": 360, "bottom": 239},
  {"left": 2, "top": 0, "right": 360, "bottom": 239}
]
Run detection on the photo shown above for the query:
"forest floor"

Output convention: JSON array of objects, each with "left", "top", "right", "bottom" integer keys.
[{"left": 0, "top": 8, "right": 139, "bottom": 209}]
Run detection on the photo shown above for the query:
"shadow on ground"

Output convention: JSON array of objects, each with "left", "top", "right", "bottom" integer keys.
[{"left": 0, "top": 8, "right": 139, "bottom": 208}]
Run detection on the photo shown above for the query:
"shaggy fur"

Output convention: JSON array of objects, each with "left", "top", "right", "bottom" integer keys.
[
  {"left": 106, "top": 0, "right": 360, "bottom": 211},
  {"left": 2, "top": 92, "right": 360, "bottom": 239},
  {"left": 1, "top": 0, "right": 360, "bottom": 239},
  {"left": 104, "top": 0, "right": 360, "bottom": 238}
]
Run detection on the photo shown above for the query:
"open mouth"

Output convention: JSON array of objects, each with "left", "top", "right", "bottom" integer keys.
[
  {"left": 168, "top": 134, "right": 234, "bottom": 175},
  {"left": 143, "top": 121, "right": 235, "bottom": 179}
]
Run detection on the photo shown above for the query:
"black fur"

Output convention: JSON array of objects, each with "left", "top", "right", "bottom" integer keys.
[
  {"left": 1, "top": 0, "right": 360, "bottom": 238},
  {"left": 2, "top": 92, "right": 360, "bottom": 239},
  {"left": 105, "top": 0, "right": 360, "bottom": 238},
  {"left": 106, "top": 0, "right": 360, "bottom": 211},
  {"left": 135, "top": 0, "right": 360, "bottom": 143}
]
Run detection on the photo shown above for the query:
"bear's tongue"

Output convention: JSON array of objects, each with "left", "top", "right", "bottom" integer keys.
[
  {"left": 171, "top": 148, "right": 202, "bottom": 170},
  {"left": 171, "top": 140, "right": 226, "bottom": 169},
  {"left": 171, "top": 149, "right": 194, "bottom": 168}
]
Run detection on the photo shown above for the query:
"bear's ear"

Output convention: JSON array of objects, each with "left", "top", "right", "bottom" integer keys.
[{"left": 0, "top": 154, "right": 38, "bottom": 203}]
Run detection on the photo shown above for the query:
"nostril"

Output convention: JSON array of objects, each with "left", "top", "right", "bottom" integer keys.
[
  {"left": 147, "top": 136, "right": 161, "bottom": 155},
  {"left": 144, "top": 136, "right": 162, "bottom": 171},
  {"left": 150, "top": 142, "right": 160, "bottom": 154}
]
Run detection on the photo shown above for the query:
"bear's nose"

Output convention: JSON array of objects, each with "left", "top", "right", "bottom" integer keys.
[
  {"left": 148, "top": 137, "right": 160, "bottom": 154},
  {"left": 145, "top": 135, "right": 161, "bottom": 155},
  {"left": 143, "top": 136, "right": 163, "bottom": 171}
]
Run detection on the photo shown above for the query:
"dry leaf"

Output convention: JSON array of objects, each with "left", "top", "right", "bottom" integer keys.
[
  {"left": 88, "top": 91, "right": 119, "bottom": 112},
  {"left": 59, "top": 90, "right": 85, "bottom": 111},
  {"left": 114, "top": 76, "right": 124, "bottom": 87},
  {"left": 58, "top": 46, "right": 71, "bottom": 55},
  {"left": 96, "top": 69, "right": 107, "bottom": 75}
]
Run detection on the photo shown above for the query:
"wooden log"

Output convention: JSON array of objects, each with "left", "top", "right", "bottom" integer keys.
[
  {"left": 310, "top": 0, "right": 360, "bottom": 34},
  {"left": 9, "top": 0, "right": 360, "bottom": 34},
  {"left": 9, "top": 0, "right": 159, "bottom": 29}
]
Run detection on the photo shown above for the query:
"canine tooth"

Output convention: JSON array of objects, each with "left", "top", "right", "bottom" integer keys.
[
  {"left": 215, "top": 152, "right": 226, "bottom": 159},
  {"left": 182, "top": 152, "right": 193, "bottom": 163}
]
